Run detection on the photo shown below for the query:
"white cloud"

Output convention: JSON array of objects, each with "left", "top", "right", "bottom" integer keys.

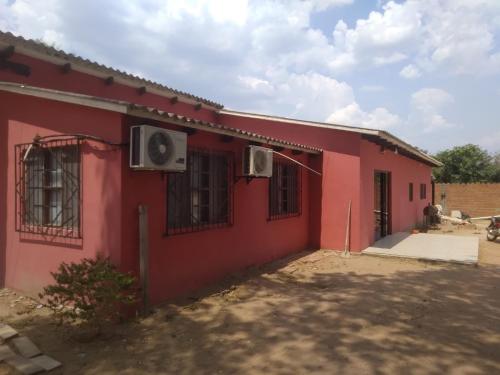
[
  {"left": 0, "top": 0, "right": 497, "bottom": 147},
  {"left": 0, "top": 0, "right": 372, "bottom": 123},
  {"left": 238, "top": 71, "right": 355, "bottom": 120},
  {"left": 477, "top": 130, "right": 500, "bottom": 152},
  {"left": 327, "top": 102, "right": 401, "bottom": 130},
  {"left": 311, "top": 0, "right": 354, "bottom": 11},
  {"left": 238, "top": 70, "right": 401, "bottom": 130},
  {"left": 360, "top": 85, "right": 385, "bottom": 92},
  {"left": 410, "top": 88, "right": 455, "bottom": 133},
  {"left": 330, "top": 1, "right": 422, "bottom": 70},
  {"left": 400, "top": 64, "right": 421, "bottom": 79},
  {"left": 374, "top": 52, "right": 407, "bottom": 66},
  {"left": 330, "top": 0, "right": 500, "bottom": 76}
]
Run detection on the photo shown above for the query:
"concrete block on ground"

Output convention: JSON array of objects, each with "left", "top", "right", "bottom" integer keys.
[
  {"left": 31, "top": 354, "right": 62, "bottom": 371},
  {"left": 0, "top": 324, "right": 18, "bottom": 340},
  {"left": 12, "top": 337, "right": 41, "bottom": 358},
  {"left": 0, "top": 344, "right": 16, "bottom": 361},
  {"left": 5, "top": 355, "right": 44, "bottom": 374}
]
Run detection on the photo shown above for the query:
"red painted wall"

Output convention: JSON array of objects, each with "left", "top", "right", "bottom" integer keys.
[
  {"left": 218, "top": 113, "right": 433, "bottom": 251},
  {"left": 1, "top": 91, "right": 124, "bottom": 294},
  {"left": 120, "top": 118, "right": 313, "bottom": 304},
  {"left": 0, "top": 90, "right": 315, "bottom": 302},
  {"left": 0, "top": 95, "right": 7, "bottom": 286},
  {"left": 0, "top": 52, "right": 315, "bottom": 302},
  {"left": 0, "top": 52, "right": 217, "bottom": 123},
  {"left": 359, "top": 140, "right": 432, "bottom": 249},
  {"left": 218, "top": 113, "right": 363, "bottom": 251},
  {"left": 0, "top": 49, "right": 434, "bottom": 301}
]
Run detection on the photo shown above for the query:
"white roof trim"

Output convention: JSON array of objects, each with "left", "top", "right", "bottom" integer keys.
[
  {"left": 219, "top": 109, "right": 379, "bottom": 136},
  {"left": 0, "top": 81, "right": 128, "bottom": 113}
]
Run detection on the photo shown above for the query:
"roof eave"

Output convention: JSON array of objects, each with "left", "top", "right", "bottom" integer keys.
[
  {"left": 377, "top": 131, "right": 443, "bottom": 167},
  {"left": 220, "top": 109, "right": 442, "bottom": 167},
  {"left": 127, "top": 105, "right": 321, "bottom": 154},
  {"left": 0, "top": 82, "right": 320, "bottom": 155},
  {"left": 0, "top": 31, "right": 223, "bottom": 110}
]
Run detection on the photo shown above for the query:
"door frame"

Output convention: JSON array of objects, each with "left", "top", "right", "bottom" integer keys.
[{"left": 374, "top": 170, "right": 392, "bottom": 239}]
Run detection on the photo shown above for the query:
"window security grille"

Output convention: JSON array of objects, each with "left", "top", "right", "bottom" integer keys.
[
  {"left": 269, "top": 159, "right": 301, "bottom": 220},
  {"left": 15, "top": 139, "right": 81, "bottom": 238},
  {"left": 167, "top": 149, "right": 233, "bottom": 235}
]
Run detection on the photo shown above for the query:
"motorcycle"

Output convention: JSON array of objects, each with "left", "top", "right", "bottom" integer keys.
[{"left": 486, "top": 216, "right": 500, "bottom": 242}]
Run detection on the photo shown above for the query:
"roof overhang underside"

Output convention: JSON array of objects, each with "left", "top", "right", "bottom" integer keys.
[
  {"left": 360, "top": 134, "right": 440, "bottom": 167},
  {"left": 0, "top": 82, "right": 321, "bottom": 154}
]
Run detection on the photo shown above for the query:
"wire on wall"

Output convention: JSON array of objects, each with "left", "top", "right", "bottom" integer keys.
[{"left": 272, "top": 150, "right": 322, "bottom": 176}]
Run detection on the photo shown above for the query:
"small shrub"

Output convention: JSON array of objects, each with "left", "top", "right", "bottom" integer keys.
[{"left": 39, "top": 256, "right": 137, "bottom": 333}]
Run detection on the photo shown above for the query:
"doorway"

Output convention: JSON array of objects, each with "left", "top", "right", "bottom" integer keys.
[{"left": 374, "top": 171, "right": 391, "bottom": 240}]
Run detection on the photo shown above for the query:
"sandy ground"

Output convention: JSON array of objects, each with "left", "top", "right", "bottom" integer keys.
[{"left": 1, "top": 223, "right": 500, "bottom": 374}]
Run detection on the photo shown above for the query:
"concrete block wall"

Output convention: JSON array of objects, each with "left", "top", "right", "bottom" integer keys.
[{"left": 435, "top": 183, "right": 500, "bottom": 217}]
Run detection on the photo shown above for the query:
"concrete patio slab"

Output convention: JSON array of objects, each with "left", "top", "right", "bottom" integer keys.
[{"left": 362, "top": 232, "right": 479, "bottom": 265}]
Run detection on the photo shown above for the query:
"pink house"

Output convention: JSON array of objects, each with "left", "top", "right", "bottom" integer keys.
[{"left": 0, "top": 32, "right": 441, "bottom": 303}]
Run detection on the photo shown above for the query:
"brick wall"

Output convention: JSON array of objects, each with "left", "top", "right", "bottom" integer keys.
[{"left": 434, "top": 183, "right": 500, "bottom": 218}]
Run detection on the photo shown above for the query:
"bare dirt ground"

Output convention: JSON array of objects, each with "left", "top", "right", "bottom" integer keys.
[{"left": 1, "top": 223, "right": 500, "bottom": 374}]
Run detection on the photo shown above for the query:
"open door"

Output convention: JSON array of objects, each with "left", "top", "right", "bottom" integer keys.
[{"left": 374, "top": 171, "right": 391, "bottom": 240}]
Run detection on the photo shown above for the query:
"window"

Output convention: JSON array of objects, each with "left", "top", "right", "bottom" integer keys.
[
  {"left": 269, "top": 159, "right": 301, "bottom": 219},
  {"left": 420, "top": 183, "right": 427, "bottom": 199},
  {"left": 167, "top": 149, "right": 232, "bottom": 235},
  {"left": 15, "top": 140, "right": 81, "bottom": 238},
  {"left": 409, "top": 183, "right": 414, "bottom": 202}
]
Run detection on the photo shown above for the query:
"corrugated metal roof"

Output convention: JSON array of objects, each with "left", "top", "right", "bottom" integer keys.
[
  {"left": 0, "top": 31, "right": 223, "bottom": 109},
  {"left": 128, "top": 104, "right": 322, "bottom": 153},
  {"left": 0, "top": 82, "right": 321, "bottom": 154},
  {"left": 220, "top": 109, "right": 442, "bottom": 167}
]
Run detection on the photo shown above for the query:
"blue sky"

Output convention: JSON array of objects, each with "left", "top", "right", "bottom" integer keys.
[{"left": 1, "top": 0, "right": 499, "bottom": 154}]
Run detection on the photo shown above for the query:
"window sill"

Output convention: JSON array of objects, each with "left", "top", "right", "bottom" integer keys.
[
  {"left": 268, "top": 213, "right": 301, "bottom": 221},
  {"left": 17, "top": 225, "right": 81, "bottom": 239},
  {"left": 164, "top": 222, "right": 232, "bottom": 237}
]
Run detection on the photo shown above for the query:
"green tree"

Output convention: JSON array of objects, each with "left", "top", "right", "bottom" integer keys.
[
  {"left": 494, "top": 153, "right": 500, "bottom": 182},
  {"left": 433, "top": 144, "right": 497, "bottom": 183}
]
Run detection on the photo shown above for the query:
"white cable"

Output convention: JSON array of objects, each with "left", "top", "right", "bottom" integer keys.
[{"left": 272, "top": 150, "right": 322, "bottom": 176}]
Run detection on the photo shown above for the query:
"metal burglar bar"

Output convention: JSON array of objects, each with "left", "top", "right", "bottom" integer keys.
[
  {"left": 269, "top": 159, "right": 301, "bottom": 220},
  {"left": 15, "top": 139, "right": 82, "bottom": 238},
  {"left": 167, "top": 149, "right": 233, "bottom": 235}
]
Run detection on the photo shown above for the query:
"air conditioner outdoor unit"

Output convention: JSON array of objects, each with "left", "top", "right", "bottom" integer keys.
[
  {"left": 129, "top": 125, "right": 187, "bottom": 171},
  {"left": 242, "top": 145, "right": 273, "bottom": 177}
]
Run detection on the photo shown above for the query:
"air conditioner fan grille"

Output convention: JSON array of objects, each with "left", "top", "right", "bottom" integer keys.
[{"left": 148, "top": 131, "right": 174, "bottom": 165}]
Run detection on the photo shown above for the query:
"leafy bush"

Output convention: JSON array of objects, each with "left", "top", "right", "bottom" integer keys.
[{"left": 39, "top": 256, "right": 137, "bottom": 332}]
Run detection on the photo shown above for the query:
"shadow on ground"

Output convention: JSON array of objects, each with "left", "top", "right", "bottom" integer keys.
[{"left": 5, "top": 251, "right": 500, "bottom": 374}]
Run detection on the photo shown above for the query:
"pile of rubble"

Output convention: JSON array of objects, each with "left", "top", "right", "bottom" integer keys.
[{"left": 435, "top": 205, "right": 474, "bottom": 225}]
